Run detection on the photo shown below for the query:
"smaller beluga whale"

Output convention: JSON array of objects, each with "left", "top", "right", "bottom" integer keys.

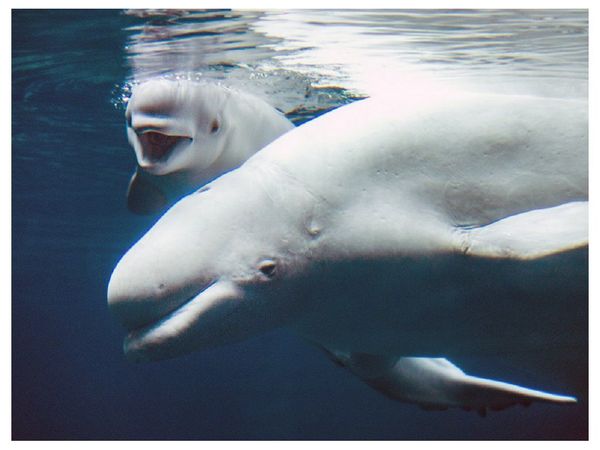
[
  {"left": 124, "top": 78, "right": 294, "bottom": 214},
  {"left": 108, "top": 85, "right": 587, "bottom": 415}
]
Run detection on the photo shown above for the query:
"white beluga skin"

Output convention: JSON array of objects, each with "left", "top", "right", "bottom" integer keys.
[
  {"left": 108, "top": 87, "right": 587, "bottom": 412},
  {"left": 124, "top": 79, "right": 294, "bottom": 214},
  {"left": 322, "top": 350, "right": 576, "bottom": 416}
]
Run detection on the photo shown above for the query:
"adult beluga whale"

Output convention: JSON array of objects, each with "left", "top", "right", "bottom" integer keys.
[
  {"left": 108, "top": 86, "right": 587, "bottom": 414},
  {"left": 124, "top": 78, "right": 294, "bottom": 214}
]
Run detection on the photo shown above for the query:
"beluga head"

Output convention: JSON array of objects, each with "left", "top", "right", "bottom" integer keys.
[
  {"left": 125, "top": 79, "right": 229, "bottom": 177},
  {"left": 123, "top": 79, "right": 294, "bottom": 215},
  {"left": 107, "top": 161, "right": 316, "bottom": 362}
]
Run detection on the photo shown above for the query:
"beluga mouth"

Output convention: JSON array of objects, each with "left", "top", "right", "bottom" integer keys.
[
  {"left": 116, "top": 280, "right": 247, "bottom": 362},
  {"left": 138, "top": 130, "right": 192, "bottom": 163}
]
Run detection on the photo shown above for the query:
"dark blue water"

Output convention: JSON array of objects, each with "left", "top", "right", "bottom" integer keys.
[{"left": 12, "top": 9, "right": 587, "bottom": 440}]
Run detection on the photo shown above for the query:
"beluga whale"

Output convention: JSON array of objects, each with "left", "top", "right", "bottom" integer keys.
[
  {"left": 108, "top": 86, "right": 587, "bottom": 415},
  {"left": 124, "top": 78, "right": 294, "bottom": 214}
]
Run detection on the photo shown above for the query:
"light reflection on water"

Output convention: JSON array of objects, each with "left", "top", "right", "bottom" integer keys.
[{"left": 120, "top": 9, "right": 587, "bottom": 108}]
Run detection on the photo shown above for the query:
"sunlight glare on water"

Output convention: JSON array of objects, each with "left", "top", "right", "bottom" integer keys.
[{"left": 116, "top": 9, "right": 587, "bottom": 117}]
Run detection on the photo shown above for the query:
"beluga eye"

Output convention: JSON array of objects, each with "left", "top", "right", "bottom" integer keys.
[
  {"left": 194, "top": 185, "right": 211, "bottom": 195},
  {"left": 258, "top": 259, "right": 277, "bottom": 278},
  {"left": 210, "top": 118, "right": 220, "bottom": 134}
]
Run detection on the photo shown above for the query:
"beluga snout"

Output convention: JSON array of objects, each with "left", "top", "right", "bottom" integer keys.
[{"left": 107, "top": 242, "right": 209, "bottom": 333}]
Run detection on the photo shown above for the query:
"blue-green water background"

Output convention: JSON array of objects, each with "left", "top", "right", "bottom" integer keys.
[{"left": 12, "top": 9, "right": 587, "bottom": 439}]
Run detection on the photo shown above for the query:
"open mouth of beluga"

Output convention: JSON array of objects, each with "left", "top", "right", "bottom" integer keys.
[{"left": 138, "top": 131, "right": 192, "bottom": 163}]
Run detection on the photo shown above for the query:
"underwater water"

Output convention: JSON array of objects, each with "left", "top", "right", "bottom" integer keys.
[{"left": 12, "top": 9, "right": 588, "bottom": 439}]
